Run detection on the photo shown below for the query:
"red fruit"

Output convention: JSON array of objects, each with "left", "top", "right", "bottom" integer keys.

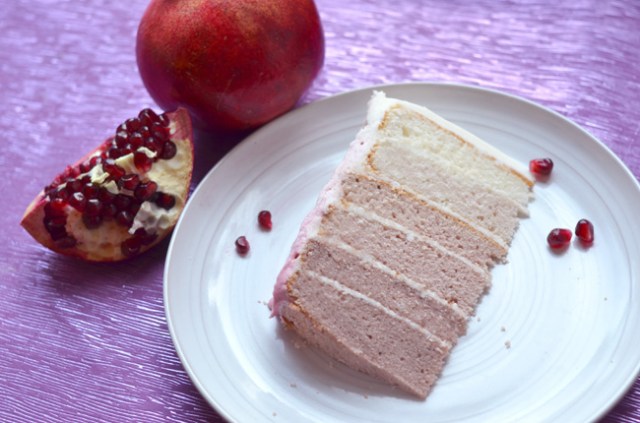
[
  {"left": 119, "top": 174, "right": 140, "bottom": 191},
  {"left": 136, "top": 0, "right": 325, "bottom": 134},
  {"left": 575, "top": 219, "right": 595, "bottom": 246},
  {"left": 235, "top": 236, "right": 250, "bottom": 255},
  {"left": 530, "top": 158, "right": 554, "bottom": 176},
  {"left": 20, "top": 109, "right": 194, "bottom": 262},
  {"left": 155, "top": 193, "right": 176, "bottom": 210},
  {"left": 134, "top": 150, "right": 153, "bottom": 172},
  {"left": 258, "top": 210, "right": 272, "bottom": 230},
  {"left": 134, "top": 181, "right": 158, "bottom": 201},
  {"left": 547, "top": 228, "right": 572, "bottom": 250}
]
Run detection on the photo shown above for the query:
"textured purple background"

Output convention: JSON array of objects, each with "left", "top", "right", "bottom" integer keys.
[{"left": 2, "top": 0, "right": 639, "bottom": 421}]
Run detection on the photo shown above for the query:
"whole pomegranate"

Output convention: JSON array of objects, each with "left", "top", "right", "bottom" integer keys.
[{"left": 136, "top": 0, "right": 325, "bottom": 133}]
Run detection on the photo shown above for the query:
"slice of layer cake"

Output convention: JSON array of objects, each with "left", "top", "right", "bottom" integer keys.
[{"left": 270, "top": 91, "right": 534, "bottom": 399}]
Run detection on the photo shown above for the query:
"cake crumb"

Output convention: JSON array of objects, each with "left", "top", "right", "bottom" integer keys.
[
  {"left": 272, "top": 412, "right": 277, "bottom": 417},
  {"left": 290, "top": 383, "right": 297, "bottom": 388},
  {"left": 501, "top": 326, "right": 506, "bottom": 332},
  {"left": 505, "top": 340, "right": 511, "bottom": 349},
  {"left": 477, "top": 316, "right": 481, "bottom": 322}
]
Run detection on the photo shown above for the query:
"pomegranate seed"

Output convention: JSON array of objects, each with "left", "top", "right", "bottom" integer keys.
[
  {"left": 84, "top": 198, "right": 103, "bottom": 216},
  {"left": 133, "top": 228, "right": 158, "bottom": 245},
  {"left": 129, "top": 132, "right": 144, "bottom": 149},
  {"left": 114, "top": 194, "right": 132, "bottom": 211},
  {"left": 83, "top": 183, "right": 99, "bottom": 198},
  {"left": 115, "top": 210, "right": 134, "bottom": 227},
  {"left": 98, "top": 188, "right": 115, "bottom": 204},
  {"left": 144, "top": 136, "right": 163, "bottom": 153},
  {"left": 157, "top": 113, "right": 170, "bottom": 127},
  {"left": 44, "top": 216, "right": 67, "bottom": 240},
  {"left": 120, "top": 144, "right": 133, "bottom": 156},
  {"left": 69, "top": 192, "right": 86, "bottom": 211},
  {"left": 134, "top": 181, "right": 158, "bottom": 201},
  {"left": 235, "top": 236, "right": 250, "bottom": 255},
  {"left": 150, "top": 122, "right": 169, "bottom": 141},
  {"left": 547, "top": 228, "right": 572, "bottom": 250},
  {"left": 119, "top": 174, "right": 140, "bottom": 191},
  {"left": 114, "top": 131, "right": 130, "bottom": 147},
  {"left": 138, "top": 125, "right": 151, "bottom": 139},
  {"left": 122, "top": 117, "right": 142, "bottom": 134},
  {"left": 65, "top": 179, "right": 83, "bottom": 194},
  {"left": 575, "top": 219, "right": 594, "bottom": 246},
  {"left": 102, "top": 160, "right": 125, "bottom": 181},
  {"left": 45, "top": 198, "right": 67, "bottom": 217},
  {"left": 62, "top": 165, "right": 79, "bottom": 180},
  {"left": 79, "top": 160, "right": 92, "bottom": 173},
  {"left": 134, "top": 150, "right": 153, "bottom": 172},
  {"left": 101, "top": 203, "right": 118, "bottom": 218},
  {"left": 155, "top": 192, "right": 175, "bottom": 209},
  {"left": 160, "top": 141, "right": 176, "bottom": 159},
  {"left": 55, "top": 188, "right": 70, "bottom": 201},
  {"left": 121, "top": 237, "right": 142, "bottom": 257},
  {"left": 530, "top": 158, "right": 554, "bottom": 176},
  {"left": 107, "top": 147, "right": 123, "bottom": 159},
  {"left": 44, "top": 216, "right": 66, "bottom": 231},
  {"left": 129, "top": 200, "right": 142, "bottom": 215},
  {"left": 258, "top": 210, "right": 272, "bottom": 230},
  {"left": 138, "top": 108, "right": 160, "bottom": 126},
  {"left": 82, "top": 214, "right": 102, "bottom": 229},
  {"left": 89, "top": 156, "right": 102, "bottom": 168}
]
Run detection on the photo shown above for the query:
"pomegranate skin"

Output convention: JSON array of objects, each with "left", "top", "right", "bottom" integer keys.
[{"left": 136, "top": 0, "right": 325, "bottom": 134}]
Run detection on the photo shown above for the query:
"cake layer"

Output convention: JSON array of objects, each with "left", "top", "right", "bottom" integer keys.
[
  {"left": 320, "top": 206, "right": 491, "bottom": 315},
  {"left": 370, "top": 140, "right": 523, "bottom": 245},
  {"left": 302, "top": 237, "right": 467, "bottom": 343},
  {"left": 372, "top": 97, "right": 533, "bottom": 210},
  {"left": 339, "top": 173, "right": 508, "bottom": 270},
  {"left": 282, "top": 271, "right": 451, "bottom": 399}
]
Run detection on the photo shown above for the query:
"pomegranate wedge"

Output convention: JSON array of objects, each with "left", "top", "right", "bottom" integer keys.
[{"left": 21, "top": 108, "right": 194, "bottom": 262}]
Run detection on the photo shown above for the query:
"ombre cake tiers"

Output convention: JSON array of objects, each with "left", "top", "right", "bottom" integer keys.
[{"left": 270, "top": 91, "right": 534, "bottom": 399}]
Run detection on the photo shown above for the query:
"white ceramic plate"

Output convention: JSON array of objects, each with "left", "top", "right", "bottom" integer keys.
[{"left": 164, "top": 83, "right": 640, "bottom": 422}]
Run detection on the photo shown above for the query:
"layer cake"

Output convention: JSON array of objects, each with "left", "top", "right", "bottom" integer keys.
[{"left": 270, "top": 91, "right": 534, "bottom": 399}]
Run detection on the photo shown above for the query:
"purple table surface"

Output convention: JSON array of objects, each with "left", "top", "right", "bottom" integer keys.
[{"left": 2, "top": 0, "right": 639, "bottom": 421}]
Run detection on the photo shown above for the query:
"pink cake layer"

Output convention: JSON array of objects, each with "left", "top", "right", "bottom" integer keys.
[{"left": 281, "top": 271, "right": 451, "bottom": 399}]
